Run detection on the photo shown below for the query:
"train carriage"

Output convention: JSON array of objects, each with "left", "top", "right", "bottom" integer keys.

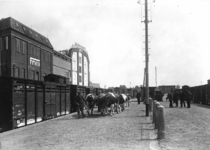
[{"left": 0, "top": 76, "right": 71, "bottom": 132}]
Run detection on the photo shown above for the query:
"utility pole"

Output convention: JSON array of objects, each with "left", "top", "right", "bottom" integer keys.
[
  {"left": 145, "top": 0, "right": 149, "bottom": 116},
  {"left": 155, "top": 66, "right": 157, "bottom": 87},
  {"left": 138, "top": 0, "right": 155, "bottom": 116}
]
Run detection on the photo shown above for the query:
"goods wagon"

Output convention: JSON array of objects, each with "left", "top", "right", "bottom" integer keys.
[{"left": 0, "top": 76, "right": 70, "bottom": 132}]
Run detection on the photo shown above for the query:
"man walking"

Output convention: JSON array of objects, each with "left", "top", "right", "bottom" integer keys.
[
  {"left": 74, "top": 92, "right": 85, "bottom": 119},
  {"left": 179, "top": 90, "right": 186, "bottom": 107},
  {"left": 166, "top": 92, "right": 173, "bottom": 108},
  {"left": 185, "top": 90, "right": 192, "bottom": 108},
  {"left": 136, "top": 91, "right": 141, "bottom": 104}
]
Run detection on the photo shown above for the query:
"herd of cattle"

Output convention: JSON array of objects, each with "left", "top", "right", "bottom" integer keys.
[{"left": 82, "top": 92, "right": 131, "bottom": 116}]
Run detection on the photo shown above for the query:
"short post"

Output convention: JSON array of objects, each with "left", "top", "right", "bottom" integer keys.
[
  {"left": 157, "top": 105, "right": 166, "bottom": 139},
  {"left": 153, "top": 100, "right": 157, "bottom": 123},
  {"left": 149, "top": 98, "right": 153, "bottom": 112},
  {"left": 154, "top": 102, "right": 160, "bottom": 129}
]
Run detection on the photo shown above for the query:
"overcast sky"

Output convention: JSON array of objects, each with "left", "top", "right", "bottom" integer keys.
[{"left": 0, "top": 0, "right": 210, "bottom": 88}]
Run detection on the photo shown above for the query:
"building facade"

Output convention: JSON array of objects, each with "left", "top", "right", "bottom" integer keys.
[
  {"left": 53, "top": 50, "right": 71, "bottom": 83},
  {"left": 0, "top": 17, "right": 53, "bottom": 80},
  {"left": 60, "top": 43, "right": 90, "bottom": 87}
]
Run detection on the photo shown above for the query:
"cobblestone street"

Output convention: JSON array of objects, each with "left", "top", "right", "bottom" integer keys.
[
  {"left": 0, "top": 99, "right": 160, "bottom": 150},
  {"left": 158, "top": 100, "right": 210, "bottom": 150}
]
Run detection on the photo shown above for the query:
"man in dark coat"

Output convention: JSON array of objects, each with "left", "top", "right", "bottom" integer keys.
[
  {"left": 74, "top": 92, "right": 86, "bottom": 119},
  {"left": 179, "top": 90, "right": 186, "bottom": 107},
  {"left": 166, "top": 92, "right": 173, "bottom": 108},
  {"left": 185, "top": 90, "right": 192, "bottom": 108},
  {"left": 174, "top": 91, "right": 179, "bottom": 107},
  {"left": 136, "top": 91, "right": 141, "bottom": 104}
]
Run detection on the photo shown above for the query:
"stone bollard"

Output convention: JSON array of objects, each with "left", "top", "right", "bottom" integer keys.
[
  {"left": 157, "top": 105, "right": 166, "bottom": 139},
  {"left": 154, "top": 102, "right": 160, "bottom": 129},
  {"left": 149, "top": 98, "right": 153, "bottom": 112},
  {"left": 153, "top": 100, "right": 157, "bottom": 123}
]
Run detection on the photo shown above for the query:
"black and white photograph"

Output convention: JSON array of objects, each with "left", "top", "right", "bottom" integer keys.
[{"left": 0, "top": 0, "right": 210, "bottom": 149}]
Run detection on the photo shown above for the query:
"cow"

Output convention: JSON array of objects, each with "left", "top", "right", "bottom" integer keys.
[
  {"left": 97, "top": 92, "right": 121, "bottom": 116},
  {"left": 125, "top": 94, "right": 131, "bottom": 106},
  {"left": 119, "top": 94, "right": 128, "bottom": 111},
  {"left": 85, "top": 94, "right": 97, "bottom": 115}
]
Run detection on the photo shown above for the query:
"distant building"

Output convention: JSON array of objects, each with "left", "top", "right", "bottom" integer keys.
[
  {"left": 59, "top": 43, "right": 90, "bottom": 87},
  {"left": 89, "top": 83, "right": 100, "bottom": 88}
]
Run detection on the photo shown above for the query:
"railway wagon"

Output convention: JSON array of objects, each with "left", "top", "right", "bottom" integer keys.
[
  {"left": 86, "top": 87, "right": 96, "bottom": 95},
  {"left": 95, "top": 88, "right": 104, "bottom": 95},
  {"left": 0, "top": 76, "right": 70, "bottom": 132},
  {"left": 190, "top": 84, "right": 210, "bottom": 105}
]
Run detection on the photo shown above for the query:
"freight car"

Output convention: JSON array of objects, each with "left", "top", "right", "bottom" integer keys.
[
  {"left": 189, "top": 84, "right": 210, "bottom": 105},
  {"left": 0, "top": 76, "right": 70, "bottom": 132}
]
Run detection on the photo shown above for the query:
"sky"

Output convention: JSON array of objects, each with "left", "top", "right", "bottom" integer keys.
[{"left": 0, "top": 0, "right": 210, "bottom": 88}]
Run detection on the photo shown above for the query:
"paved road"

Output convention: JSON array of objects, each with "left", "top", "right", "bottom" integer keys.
[
  {"left": 0, "top": 99, "right": 160, "bottom": 150},
  {"left": 158, "top": 101, "right": 210, "bottom": 150}
]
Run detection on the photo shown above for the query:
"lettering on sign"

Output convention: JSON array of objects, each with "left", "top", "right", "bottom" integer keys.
[{"left": 30, "top": 57, "right": 40, "bottom": 67}]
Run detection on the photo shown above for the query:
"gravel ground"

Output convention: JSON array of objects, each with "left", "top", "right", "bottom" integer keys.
[
  {"left": 158, "top": 99, "right": 210, "bottom": 150},
  {"left": 0, "top": 99, "right": 159, "bottom": 150}
]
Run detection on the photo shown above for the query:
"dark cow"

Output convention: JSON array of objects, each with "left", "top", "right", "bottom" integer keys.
[
  {"left": 85, "top": 94, "right": 97, "bottom": 115},
  {"left": 98, "top": 92, "right": 120, "bottom": 116}
]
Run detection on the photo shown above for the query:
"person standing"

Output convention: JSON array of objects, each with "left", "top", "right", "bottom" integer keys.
[
  {"left": 174, "top": 91, "right": 179, "bottom": 107},
  {"left": 179, "top": 90, "right": 186, "bottom": 107},
  {"left": 166, "top": 92, "right": 173, "bottom": 108},
  {"left": 74, "top": 92, "right": 85, "bottom": 119},
  {"left": 136, "top": 91, "right": 141, "bottom": 104},
  {"left": 185, "top": 90, "right": 192, "bottom": 108}
]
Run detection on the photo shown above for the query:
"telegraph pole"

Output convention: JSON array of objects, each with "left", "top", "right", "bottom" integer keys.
[
  {"left": 155, "top": 66, "right": 157, "bottom": 87},
  {"left": 138, "top": 0, "right": 154, "bottom": 116},
  {"left": 144, "top": 0, "right": 149, "bottom": 116}
]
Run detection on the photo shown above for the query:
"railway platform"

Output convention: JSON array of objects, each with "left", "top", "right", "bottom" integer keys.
[{"left": 0, "top": 99, "right": 161, "bottom": 150}]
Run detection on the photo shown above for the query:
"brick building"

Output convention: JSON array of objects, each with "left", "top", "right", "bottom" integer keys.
[{"left": 0, "top": 17, "right": 53, "bottom": 80}]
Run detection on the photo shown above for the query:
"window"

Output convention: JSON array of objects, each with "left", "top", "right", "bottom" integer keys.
[
  {"left": 33, "top": 46, "right": 36, "bottom": 56},
  {"left": 5, "top": 36, "right": 8, "bottom": 50},
  {"left": 20, "top": 41, "right": 23, "bottom": 53},
  {"left": 31, "top": 70, "right": 35, "bottom": 80},
  {"left": 44, "top": 51, "right": 50, "bottom": 62},
  {"left": 0, "top": 37, "right": 2, "bottom": 51},
  {"left": 79, "top": 66, "right": 82, "bottom": 73},
  {"left": 21, "top": 68, "right": 25, "bottom": 78},
  {"left": 79, "top": 57, "right": 82, "bottom": 64},
  {"left": 16, "top": 38, "right": 20, "bottom": 52},
  {"left": 13, "top": 67, "right": 19, "bottom": 78},
  {"left": 36, "top": 47, "right": 40, "bottom": 58},
  {"left": 22, "top": 41, "right": 26, "bottom": 54},
  {"left": 36, "top": 72, "right": 39, "bottom": 80},
  {"left": 79, "top": 76, "right": 82, "bottom": 82},
  {"left": 66, "top": 72, "right": 69, "bottom": 78}
]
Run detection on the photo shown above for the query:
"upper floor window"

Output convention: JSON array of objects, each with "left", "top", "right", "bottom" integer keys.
[
  {"left": 79, "top": 57, "right": 82, "bottom": 64},
  {"left": 21, "top": 68, "right": 25, "bottom": 78},
  {"left": 22, "top": 41, "right": 26, "bottom": 54},
  {"left": 16, "top": 38, "right": 26, "bottom": 54},
  {"left": 79, "top": 66, "right": 82, "bottom": 73},
  {"left": 5, "top": 36, "right": 8, "bottom": 50},
  {"left": 79, "top": 76, "right": 82, "bottom": 82},
  {"left": 44, "top": 51, "right": 50, "bottom": 62},
  {"left": 13, "top": 66, "right": 19, "bottom": 78},
  {"left": 16, "top": 38, "right": 20, "bottom": 52}
]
